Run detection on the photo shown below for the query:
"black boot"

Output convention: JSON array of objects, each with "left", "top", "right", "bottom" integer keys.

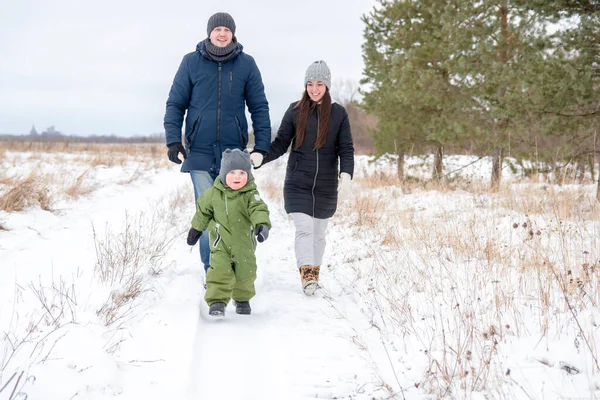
[
  {"left": 208, "top": 302, "right": 226, "bottom": 317},
  {"left": 234, "top": 300, "right": 251, "bottom": 315}
]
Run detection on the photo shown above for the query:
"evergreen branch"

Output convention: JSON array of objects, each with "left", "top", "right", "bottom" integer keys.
[{"left": 542, "top": 109, "right": 600, "bottom": 118}]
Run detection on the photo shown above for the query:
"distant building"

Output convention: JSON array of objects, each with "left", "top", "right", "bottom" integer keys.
[{"left": 42, "top": 126, "right": 61, "bottom": 135}]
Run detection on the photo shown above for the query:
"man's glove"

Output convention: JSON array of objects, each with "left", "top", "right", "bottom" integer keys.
[
  {"left": 167, "top": 143, "right": 187, "bottom": 165},
  {"left": 256, "top": 225, "right": 269, "bottom": 243},
  {"left": 187, "top": 228, "right": 202, "bottom": 246},
  {"left": 250, "top": 150, "right": 266, "bottom": 168},
  {"left": 338, "top": 172, "right": 352, "bottom": 202}
]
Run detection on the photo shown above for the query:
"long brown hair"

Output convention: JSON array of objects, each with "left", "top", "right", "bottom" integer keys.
[{"left": 292, "top": 88, "right": 331, "bottom": 150}]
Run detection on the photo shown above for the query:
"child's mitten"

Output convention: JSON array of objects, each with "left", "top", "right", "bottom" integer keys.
[
  {"left": 256, "top": 225, "right": 269, "bottom": 243},
  {"left": 187, "top": 228, "right": 202, "bottom": 246}
]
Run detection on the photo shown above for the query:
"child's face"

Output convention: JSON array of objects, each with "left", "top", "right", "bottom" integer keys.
[{"left": 225, "top": 169, "right": 248, "bottom": 190}]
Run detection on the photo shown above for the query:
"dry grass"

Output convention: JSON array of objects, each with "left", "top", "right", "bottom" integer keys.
[
  {"left": 354, "top": 169, "right": 492, "bottom": 195},
  {"left": 0, "top": 141, "right": 170, "bottom": 168},
  {"left": 0, "top": 141, "right": 173, "bottom": 213},
  {"left": 0, "top": 140, "right": 161, "bottom": 154},
  {"left": 168, "top": 185, "right": 193, "bottom": 213},
  {"left": 0, "top": 171, "right": 53, "bottom": 212},
  {"left": 334, "top": 170, "right": 600, "bottom": 398},
  {"left": 499, "top": 184, "right": 600, "bottom": 220},
  {"left": 93, "top": 207, "right": 179, "bottom": 327},
  {"left": 260, "top": 179, "right": 282, "bottom": 199},
  {"left": 65, "top": 169, "right": 95, "bottom": 199}
]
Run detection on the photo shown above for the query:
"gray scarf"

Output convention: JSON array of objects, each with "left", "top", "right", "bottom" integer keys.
[{"left": 204, "top": 38, "right": 239, "bottom": 62}]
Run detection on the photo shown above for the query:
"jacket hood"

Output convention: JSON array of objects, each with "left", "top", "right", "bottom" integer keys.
[{"left": 196, "top": 39, "right": 244, "bottom": 60}]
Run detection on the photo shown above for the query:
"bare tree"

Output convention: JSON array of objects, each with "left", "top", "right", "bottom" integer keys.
[{"left": 331, "top": 78, "right": 360, "bottom": 106}]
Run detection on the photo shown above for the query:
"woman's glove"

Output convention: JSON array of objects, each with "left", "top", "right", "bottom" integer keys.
[
  {"left": 338, "top": 172, "right": 352, "bottom": 202},
  {"left": 250, "top": 150, "right": 265, "bottom": 168}
]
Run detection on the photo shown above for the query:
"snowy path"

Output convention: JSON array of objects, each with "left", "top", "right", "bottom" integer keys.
[
  {"left": 1, "top": 166, "right": 380, "bottom": 400},
  {"left": 188, "top": 205, "right": 370, "bottom": 400}
]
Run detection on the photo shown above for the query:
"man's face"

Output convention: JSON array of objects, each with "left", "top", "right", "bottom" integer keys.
[{"left": 210, "top": 27, "right": 233, "bottom": 48}]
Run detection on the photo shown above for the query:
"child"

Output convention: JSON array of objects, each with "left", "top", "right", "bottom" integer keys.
[{"left": 186, "top": 149, "right": 271, "bottom": 317}]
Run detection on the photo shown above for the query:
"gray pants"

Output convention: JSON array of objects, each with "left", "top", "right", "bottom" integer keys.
[{"left": 290, "top": 213, "right": 330, "bottom": 269}]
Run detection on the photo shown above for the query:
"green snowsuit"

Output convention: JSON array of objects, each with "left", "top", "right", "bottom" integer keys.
[{"left": 191, "top": 177, "right": 271, "bottom": 306}]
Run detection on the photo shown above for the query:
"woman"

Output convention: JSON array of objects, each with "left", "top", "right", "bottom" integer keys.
[{"left": 256, "top": 60, "right": 355, "bottom": 295}]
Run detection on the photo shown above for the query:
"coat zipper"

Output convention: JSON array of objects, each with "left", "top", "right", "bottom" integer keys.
[
  {"left": 217, "top": 63, "right": 222, "bottom": 141},
  {"left": 312, "top": 107, "right": 319, "bottom": 217},
  {"left": 229, "top": 71, "right": 233, "bottom": 95},
  {"left": 186, "top": 116, "right": 200, "bottom": 150}
]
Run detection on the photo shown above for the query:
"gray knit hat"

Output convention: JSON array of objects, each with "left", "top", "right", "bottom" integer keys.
[
  {"left": 207, "top": 12, "right": 236, "bottom": 37},
  {"left": 219, "top": 148, "right": 252, "bottom": 185},
  {"left": 304, "top": 60, "right": 331, "bottom": 90}
]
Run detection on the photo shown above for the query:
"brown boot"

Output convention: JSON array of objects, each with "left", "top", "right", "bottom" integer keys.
[{"left": 300, "top": 265, "right": 320, "bottom": 296}]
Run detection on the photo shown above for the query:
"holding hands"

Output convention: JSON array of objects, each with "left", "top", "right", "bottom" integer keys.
[{"left": 250, "top": 151, "right": 264, "bottom": 168}]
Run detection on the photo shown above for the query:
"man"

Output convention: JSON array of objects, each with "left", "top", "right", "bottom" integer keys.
[{"left": 164, "top": 12, "right": 270, "bottom": 273}]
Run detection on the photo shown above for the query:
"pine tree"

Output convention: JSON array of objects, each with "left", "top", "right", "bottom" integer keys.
[
  {"left": 361, "top": 0, "right": 478, "bottom": 183},
  {"left": 361, "top": 0, "right": 555, "bottom": 188},
  {"left": 515, "top": 0, "right": 599, "bottom": 193}
]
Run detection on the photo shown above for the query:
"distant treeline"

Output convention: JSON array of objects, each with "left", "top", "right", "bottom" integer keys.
[{"left": 0, "top": 132, "right": 164, "bottom": 143}]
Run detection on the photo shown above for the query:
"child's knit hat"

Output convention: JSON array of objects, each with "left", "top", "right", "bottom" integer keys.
[{"left": 219, "top": 148, "right": 252, "bottom": 185}]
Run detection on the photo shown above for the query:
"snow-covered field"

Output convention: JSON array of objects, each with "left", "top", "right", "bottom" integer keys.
[{"left": 1, "top": 145, "right": 599, "bottom": 399}]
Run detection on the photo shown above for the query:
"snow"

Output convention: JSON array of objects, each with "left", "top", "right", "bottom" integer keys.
[{"left": 1, "top": 148, "right": 599, "bottom": 399}]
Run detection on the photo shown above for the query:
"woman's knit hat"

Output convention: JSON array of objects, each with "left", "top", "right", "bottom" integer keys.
[
  {"left": 304, "top": 60, "right": 331, "bottom": 90},
  {"left": 207, "top": 12, "right": 236, "bottom": 37},
  {"left": 219, "top": 148, "right": 252, "bottom": 185}
]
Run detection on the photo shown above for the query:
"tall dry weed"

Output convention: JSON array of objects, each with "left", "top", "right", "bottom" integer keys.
[
  {"left": 500, "top": 184, "right": 600, "bottom": 220},
  {"left": 65, "top": 169, "right": 95, "bottom": 199},
  {"left": 93, "top": 209, "right": 178, "bottom": 327},
  {"left": 0, "top": 171, "right": 53, "bottom": 212},
  {"left": 331, "top": 170, "right": 600, "bottom": 398}
]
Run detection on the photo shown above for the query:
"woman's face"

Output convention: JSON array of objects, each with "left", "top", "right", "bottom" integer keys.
[
  {"left": 209, "top": 27, "right": 233, "bottom": 47},
  {"left": 306, "top": 80, "right": 326, "bottom": 102}
]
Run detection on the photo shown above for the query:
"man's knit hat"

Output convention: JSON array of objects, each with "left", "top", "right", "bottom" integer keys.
[
  {"left": 207, "top": 12, "right": 236, "bottom": 37},
  {"left": 304, "top": 60, "right": 331, "bottom": 90},
  {"left": 219, "top": 148, "right": 252, "bottom": 185}
]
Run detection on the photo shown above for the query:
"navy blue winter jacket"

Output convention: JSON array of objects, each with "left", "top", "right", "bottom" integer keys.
[{"left": 164, "top": 41, "right": 271, "bottom": 173}]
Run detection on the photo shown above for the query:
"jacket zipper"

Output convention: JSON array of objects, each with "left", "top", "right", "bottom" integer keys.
[
  {"left": 186, "top": 116, "right": 200, "bottom": 150},
  {"left": 235, "top": 115, "right": 244, "bottom": 146},
  {"left": 229, "top": 71, "right": 233, "bottom": 95},
  {"left": 217, "top": 63, "right": 222, "bottom": 141},
  {"left": 312, "top": 107, "right": 319, "bottom": 217},
  {"left": 213, "top": 224, "right": 222, "bottom": 248}
]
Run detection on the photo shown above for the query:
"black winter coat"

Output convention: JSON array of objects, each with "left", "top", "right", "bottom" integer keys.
[{"left": 263, "top": 102, "right": 354, "bottom": 219}]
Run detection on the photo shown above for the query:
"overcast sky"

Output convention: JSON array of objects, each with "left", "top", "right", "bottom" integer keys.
[{"left": 0, "top": 0, "right": 376, "bottom": 137}]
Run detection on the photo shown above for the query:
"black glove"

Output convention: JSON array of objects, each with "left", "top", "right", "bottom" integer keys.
[
  {"left": 187, "top": 228, "right": 202, "bottom": 246},
  {"left": 256, "top": 225, "right": 269, "bottom": 243},
  {"left": 167, "top": 143, "right": 187, "bottom": 164}
]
